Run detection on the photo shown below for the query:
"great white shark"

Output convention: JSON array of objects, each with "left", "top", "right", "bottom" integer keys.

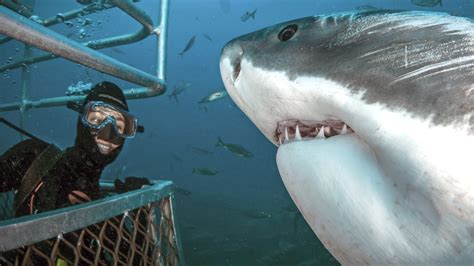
[{"left": 219, "top": 10, "right": 474, "bottom": 264}]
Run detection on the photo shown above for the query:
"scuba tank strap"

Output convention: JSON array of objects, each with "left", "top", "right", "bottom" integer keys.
[{"left": 14, "top": 144, "right": 64, "bottom": 212}]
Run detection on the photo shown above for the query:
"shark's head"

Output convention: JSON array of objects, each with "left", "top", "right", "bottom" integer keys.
[{"left": 220, "top": 10, "right": 474, "bottom": 264}]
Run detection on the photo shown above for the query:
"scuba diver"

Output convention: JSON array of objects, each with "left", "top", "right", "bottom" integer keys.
[{"left": 0, "top": 81, "right": 150, "bottom": 217}]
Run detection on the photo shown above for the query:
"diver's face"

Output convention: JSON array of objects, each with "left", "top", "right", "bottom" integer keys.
[
  {"left": 86, "top": 105, "right": 125, "bottom": 155},
  {"left": 94, "top": 136, "right": 120, "bottom": 154}
]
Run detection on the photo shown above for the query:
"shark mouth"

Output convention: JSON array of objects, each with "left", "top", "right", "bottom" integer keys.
[{"left": 276, "top": 120, "right": 354, "bottom": 145}]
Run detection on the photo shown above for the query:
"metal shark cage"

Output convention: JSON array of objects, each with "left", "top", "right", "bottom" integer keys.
[
  {"left": 0, "top": 181, "right": 183, "bottom": 265},
  {"left": 0, "top": 0, "right": 185, "bottom": 265}
]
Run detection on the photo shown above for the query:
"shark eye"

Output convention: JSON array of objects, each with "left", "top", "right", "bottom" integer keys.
[{"left": 278, "top": 24, "right": 298, "bottom": 42}]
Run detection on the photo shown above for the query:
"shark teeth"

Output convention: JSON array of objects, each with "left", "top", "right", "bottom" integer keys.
[
  {"left": 295, "top": 125, "right": 302, "bottom": 140},
  {"left": 341, "top": 124, "right": 348, "bottom": 135},
  {"left": 275, "top": 119, "right": 354, "bottom": 145},
  {"left": 316, "top": 126, "right": 326, "bottom": 139}
]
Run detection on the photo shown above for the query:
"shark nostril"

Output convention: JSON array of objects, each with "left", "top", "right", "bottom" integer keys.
[
  {"left": 232, "top": 59, "right": 241, "bottom": 83},
  {"left": 222, "top": 41, "right": 244, "bottom": 84},
  {"left": 230, "top": 45, "right": 243, "bottom": 83}
]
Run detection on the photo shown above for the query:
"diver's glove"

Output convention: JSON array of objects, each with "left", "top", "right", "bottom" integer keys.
[{"left": 114, "top": 177, "right": 151, "bottom": 193}]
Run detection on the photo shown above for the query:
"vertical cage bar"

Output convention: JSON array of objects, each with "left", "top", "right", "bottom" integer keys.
[
  {"left": 157, "top": 0, "right": 169, "bottom": 81},
  {"left": 19, "top": 43, "right": 32, "bottom": 141},
  {"left": 18, "top": 0, "right": 35, "bottom": 141},
  {"left": 169, "top": 194, "right": 185, "bottom": 266}
]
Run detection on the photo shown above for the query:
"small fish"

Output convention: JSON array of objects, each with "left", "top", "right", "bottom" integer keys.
[
  {"left": 192, "top": 168, "right": 218, "bottom": 176},
  {"left": 178, "top": 35, "right": 196, "bottom": 56},
  {"left": 202, "top": 33, "right": 213, "bottom": 42},
  {"left": 411, "top": 0, "right": 442, "bottom": 7},
  {"left": 111, "top": 47, "right": 125, "bottom": 55},
  {"left": 171, "top": 153, "right": 183, "bottom": 163},
  {"left": 219, "top": 0, "right": 230, "bottom": 13},
  {"left": 198, "top": 90, "right": 228, "bottom": 104},
  {"left": 168, "top": 81, "right": 191, "bottom": 102},
  {"left": 191, "top": 146, "right": 214, "bottom": 155},
  {"left": 356, "top": 5, "right": 378, "bottom": 11},
  {"left": 184, "top": 225, "right": 197, "bottom": 231},
  {"left": 244, "top": 210, "right": 272, "bottom": 219},
  {"left": 281, "top": 205, "right": 303, "bottom": 234},
  {"left": 216, "top": 137, "right": 253, "bottom": 158},
  {"left": 174, "top": 187, "right": 192, "bottom": 196},
  {"left": 241, "top": 9, "right": 257, "bottom": 22}
]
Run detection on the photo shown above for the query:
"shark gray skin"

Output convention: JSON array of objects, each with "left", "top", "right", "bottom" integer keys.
[{"left": 220, "top": 10, "right": 474, "bottom": 264}]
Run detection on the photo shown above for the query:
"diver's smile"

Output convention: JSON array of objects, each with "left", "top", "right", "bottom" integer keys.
[{"left": 94, "top": 137, "right": 120, "bottom": 155}]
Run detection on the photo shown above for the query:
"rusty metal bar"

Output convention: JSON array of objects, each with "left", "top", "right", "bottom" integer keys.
[
  {"left": 0, "top": 2, "right": 113, "bottom": 45},
  {"left": 0, "top": 87, "right": 160, "bottom": 112},
  {"left": 0, "top": 0, "right": 154, "bottom": 73},
  {"left": 109, "top": 0, "right": 154, "bottom": 33},
  {"left": 0, "top": 5, "right": 164, "bottom": 91},
  {"left": 0, "top": 28, "right": 151, "bottom": 74}
]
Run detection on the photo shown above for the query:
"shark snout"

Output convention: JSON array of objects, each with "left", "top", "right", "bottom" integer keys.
[{"left": 221, "top": 40, "right": 243, "bottom": 83}]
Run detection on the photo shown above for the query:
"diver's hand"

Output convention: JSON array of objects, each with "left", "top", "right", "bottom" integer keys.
[{"left": 114, "top": 177, "right": 151, "bottom": 193}]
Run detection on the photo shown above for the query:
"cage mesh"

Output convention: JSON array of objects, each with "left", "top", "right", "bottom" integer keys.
[{"left": 0, "top": 196, "right": 181, "bottom": 265}]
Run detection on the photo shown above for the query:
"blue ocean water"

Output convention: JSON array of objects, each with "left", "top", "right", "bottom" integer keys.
[{"left": 0, "top": 0, "right": 472, "bottom": 265}]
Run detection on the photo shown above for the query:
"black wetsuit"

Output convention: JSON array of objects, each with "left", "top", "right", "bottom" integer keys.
[{"left": 0, "top": 117, "right": 123, "bottom": 217}]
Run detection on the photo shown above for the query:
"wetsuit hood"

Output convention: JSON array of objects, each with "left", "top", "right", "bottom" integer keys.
[{"left": 74, "top": 81, "right": 128, "bottom": 166}]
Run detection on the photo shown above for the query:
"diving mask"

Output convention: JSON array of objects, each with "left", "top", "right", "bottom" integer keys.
[{"left": 81, "top": 101, "right": 138, "bottom": 138}]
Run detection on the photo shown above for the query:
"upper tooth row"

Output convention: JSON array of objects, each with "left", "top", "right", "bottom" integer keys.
[{"left": 280, "top": 124, "right": 350, "bottom": 144}]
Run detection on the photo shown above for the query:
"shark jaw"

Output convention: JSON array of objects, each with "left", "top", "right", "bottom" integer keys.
[{"left": 220, "top": 55, "right": 474, "bottom": 263}]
